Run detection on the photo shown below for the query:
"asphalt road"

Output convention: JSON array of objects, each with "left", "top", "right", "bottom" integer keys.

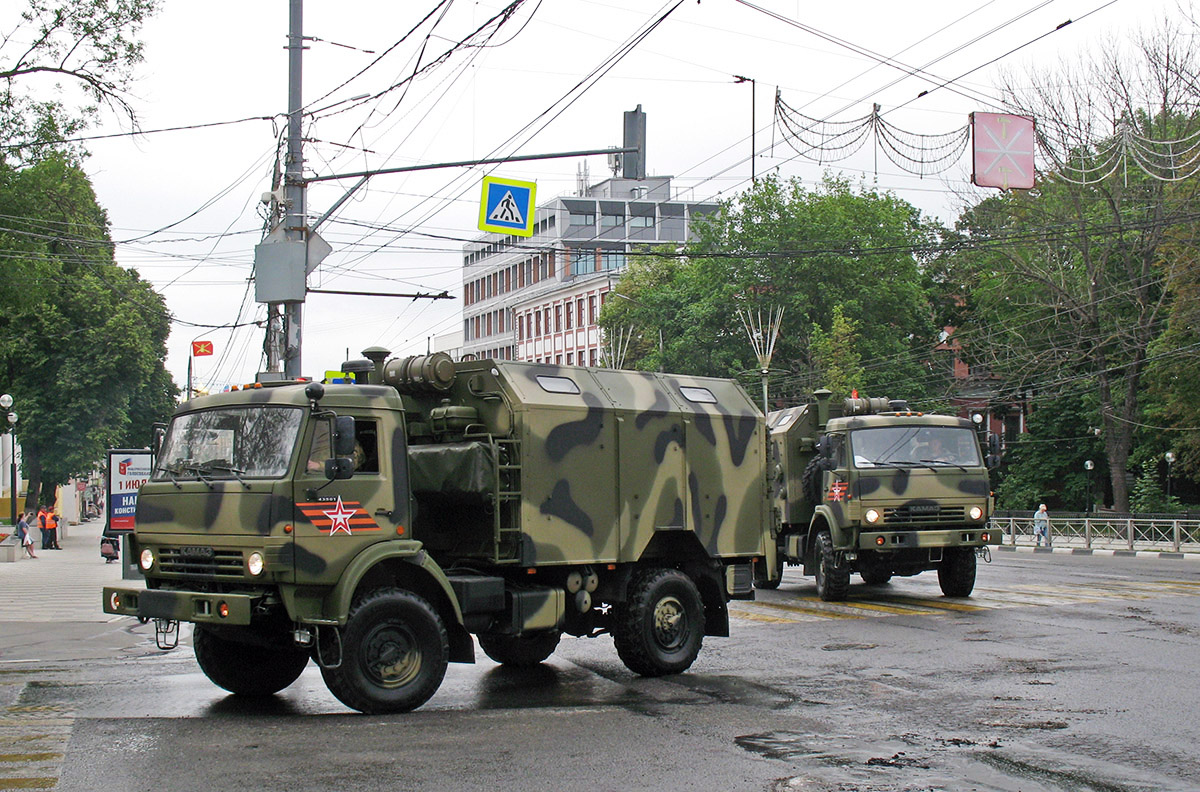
[{"left": 1, "top": 531, "right": 1198, "bottom": 792}]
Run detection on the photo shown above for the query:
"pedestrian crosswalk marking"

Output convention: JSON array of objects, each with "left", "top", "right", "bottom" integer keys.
[
  {"left": 732, "top": 578, "right": 1200, "bottom": 624},
  {"left": 0, "top": 705, "right": 71, "bottom": 791}
]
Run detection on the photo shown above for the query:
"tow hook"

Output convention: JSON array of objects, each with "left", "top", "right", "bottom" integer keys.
[
  {"left": 154, "top": 619, "right": 179, "bottom": 650},
  {"left": 976, "top": 546, "right": 992, "bottom": 564}
]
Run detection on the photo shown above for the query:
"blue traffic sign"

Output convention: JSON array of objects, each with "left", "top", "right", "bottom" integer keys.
[{"left": 478, "top": 175, "right": 537, "bottom": 237}]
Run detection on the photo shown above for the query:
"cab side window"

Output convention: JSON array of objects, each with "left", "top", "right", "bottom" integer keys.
[
  {"left": 353, "top": 420, "right": 380, "bottom": 474},
  {"left": 828, "top": 434, "right": 846, "bottom": 468},
  {"left": 305, "top": 418, "right": 380, "bottom": 475}
]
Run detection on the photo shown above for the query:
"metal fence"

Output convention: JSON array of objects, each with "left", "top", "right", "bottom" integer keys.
[{"left": 989, "top": 513, "right": 1200, "bottom": 554}]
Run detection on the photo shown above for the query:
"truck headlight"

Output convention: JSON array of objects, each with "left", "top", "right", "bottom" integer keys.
[
  {"left": 865, "top": 508, "right": 881, "bottom": 524},
  {"left": 139, "top": 548, "right": 155, "bottom": 571},
  {"left": 247, "top": 552, "right": 265, "bottom": 577},
  {"left": 969, "top": 506, "right": 984, "bottom": 520}
]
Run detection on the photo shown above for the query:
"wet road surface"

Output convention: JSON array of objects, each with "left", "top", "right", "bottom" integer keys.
[{"left": 2, "top": 550, "right": 1198, "bottom": 791}]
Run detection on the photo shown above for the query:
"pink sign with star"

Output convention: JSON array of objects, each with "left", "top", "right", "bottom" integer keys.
[{"left": 972, "top": 112, "right": 1036, "bottom": 190}]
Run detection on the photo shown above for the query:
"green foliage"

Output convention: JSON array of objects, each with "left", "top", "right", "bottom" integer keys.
[
  {"left": 601, "top": 174, "right": 941, "bottom": 403},
  {"left": 1129, "top": 467, "right": 1182, "bottom": 514},
  {"left": 994, "top": 392, "right": 1105, "bottom": 512},
  {"left": 0, "top": 153, "right": 176, "bottom": 496},
  {"left": 0, "top": 0, "right": 160, "bottom": 163},
  {"left": 809, "top": 305, "right": 863, "bottom": 400}
]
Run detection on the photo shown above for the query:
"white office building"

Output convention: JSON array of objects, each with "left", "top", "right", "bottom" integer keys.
[{"left": 459, "top": 107, "right": 719, "bottom": 365}]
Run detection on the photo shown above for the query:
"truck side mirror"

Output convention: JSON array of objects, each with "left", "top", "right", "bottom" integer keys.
[
  {"left": 325, "top": 458, "right": 354, "bottom": 480},
  {"left": 152, "top": 423, "right": 167, "bottom": 458},
  {"left": 333, "top": 416, "right": 356, "bottom": 457}
]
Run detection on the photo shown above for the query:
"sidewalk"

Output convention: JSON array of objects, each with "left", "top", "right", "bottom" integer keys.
[
  {"left": 0, "top": 518, "right": 139, "bottom": 623},
  {"left": 997, "top": 544, "right": 1200, "bottom": 560}
]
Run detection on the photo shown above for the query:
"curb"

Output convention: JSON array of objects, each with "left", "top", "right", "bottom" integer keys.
[{"left": 996, "top": 545, "right": 1200, "bottom": 560}]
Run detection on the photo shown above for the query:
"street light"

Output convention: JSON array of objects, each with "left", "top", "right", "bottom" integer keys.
[
  {"left": 1084, "top": 459, "right": 1094, "bottom": 514},
  {"left": 733, "top": 75, "right": 756, "bottom": 184},
  {"left": 0, "top": 393, "right": 15, "bottom": 526},
  {"left": 1165, "top": 451, "right": 1176, "bottom": 505}
]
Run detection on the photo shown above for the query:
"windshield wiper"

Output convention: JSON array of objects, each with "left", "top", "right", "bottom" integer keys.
[
  {"left": 200, "top": 461, "right": 250, "bottom": 489},
  {"left": 176, "top": 462, "right": 215, "bottom": 489},
  {"left": 917, "top": 458, "right": 968, "bottom": 472},
  {"left": 155, "top": 465, "right": 183, "bottom": 489}
]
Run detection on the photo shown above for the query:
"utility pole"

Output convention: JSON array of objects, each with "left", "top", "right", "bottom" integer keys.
[
  {"left": 282, "top": 0, "right": 305, "bottom": 379},
  {"left": 734, "top": 75, "right": 756, "bottom": 184},
  {"left": 252, "top": 1, "right": 637, "bottom": 381}
]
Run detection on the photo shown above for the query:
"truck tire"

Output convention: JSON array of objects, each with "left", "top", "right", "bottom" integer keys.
[
  {"left": 321, "top": 588, "right": 448, "bottom": 714},
  {"left": 814, "top": 530, "right": 850, "bottom": 602},
  {"left": 753, "top": 553, "right": 784, "bottom": 590},
  {"left": 614, "top": 568, "right": 704, "bottom": 677},
  {"left": 938, "top": 547, "right": 976, "bottom": 597},
  {"left": 193, "top": 627, "right": 309, "bottom": 697},
  {"left": 478, "top": 631, "right": 561, "bottom": 667},
  {"left": 859, "top": 554, "right": 892, "bottom": 586},
  {"left": 860, "top": 566, "right": 892, "bottom": 586}
]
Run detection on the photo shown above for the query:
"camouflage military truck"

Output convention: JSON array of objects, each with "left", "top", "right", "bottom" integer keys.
[
  {"left": 103, "top": 352, "right": 771, "bottom": 713},
  {"left": 760, "top": 389, "right": 997, "bottom": 601}
]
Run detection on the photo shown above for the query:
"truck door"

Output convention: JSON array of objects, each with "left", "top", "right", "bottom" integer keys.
[{"left": 292, "top": 415, "right": 397, "bottom": 587}]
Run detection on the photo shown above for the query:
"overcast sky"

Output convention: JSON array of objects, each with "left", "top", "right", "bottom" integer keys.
[{"left": 23, "top": 0, "right": 1181, "bottom": 392}]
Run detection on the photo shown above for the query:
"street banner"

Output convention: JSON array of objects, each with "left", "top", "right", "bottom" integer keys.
[
  {"left": 192, "top": 340, "right": 214, "bottom": 356},
  {"left": 106, "top": 448, "right": 152, "bottom": 534}
]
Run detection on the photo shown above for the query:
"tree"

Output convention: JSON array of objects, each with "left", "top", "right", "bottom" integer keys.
[
  {"left": 0, "top": 153, "right": 176, "bottom": 507},
  {"left": 600, "top": 174, "right": 941, "bottom": 403},
  {"left": 950, "top": 22, "right": 1200, "bottom": 512},
  {"left": 1, "top": 0, "right": 160, "bottom": 163},
  {"left": 992, "top": 391, "right": 1106, "bottom": 512}
]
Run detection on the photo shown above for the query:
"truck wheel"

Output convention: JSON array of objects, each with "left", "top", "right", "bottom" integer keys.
[
  {"left": 321, "top": 588, "right": 448, "bottom": 714},
  {"left": 938, "top": 547, "right": 977, "bottom": 597},
  {"left": 193, "top": 627, "right": 309, "bottom": 697},
  {"left": 614, "top": 568, "right": 704, "bottom": 677},
  {"left": 753, "top": 554, "right": 784, "bottom": 590},
  {"left": 814, "top": 531, "right": 850, "bottom": 602},
  {"left": 860, "top": 564, "right": 892, "bottom": 586},
  {"left": 478, "top": 631, "right": 561, "bottom": 667}
]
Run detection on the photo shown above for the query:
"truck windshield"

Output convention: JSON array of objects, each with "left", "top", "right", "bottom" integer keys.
[
  {"left": 850, "top": 426, "right": 982, "bottom": 469},
  {"left": 153, "top": 406, "right": 304, "bottom": 480}
]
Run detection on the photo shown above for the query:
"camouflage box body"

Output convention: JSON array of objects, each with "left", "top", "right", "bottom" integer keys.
[
  {"left": 765, "top": 391, "right": 996, "bottom": 600},
  {"left": 103, "top": 355, "right": 770, "bottom": 713}
]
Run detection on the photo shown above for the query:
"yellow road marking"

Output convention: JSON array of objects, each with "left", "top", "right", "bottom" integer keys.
[
  {"left": 747, "top": 600, "right": 863, "bottom": 620},
  {"left": 791, "top": 595, "right": 929, "bottom": 616},
  {"left": 881, "top": 595, "right": 991, "bottom": 612}
]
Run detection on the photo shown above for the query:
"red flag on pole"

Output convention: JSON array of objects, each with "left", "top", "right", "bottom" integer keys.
[{"left": 192, "top": 340, "right": 214, "bottom": 357}]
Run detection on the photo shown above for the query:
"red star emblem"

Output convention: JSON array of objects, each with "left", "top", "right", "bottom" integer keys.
[{"left": 322, "top": 496, "right": 357, "bottom": 536}]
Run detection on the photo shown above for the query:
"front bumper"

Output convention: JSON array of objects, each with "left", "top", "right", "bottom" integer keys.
[
  {"left": 857, "top": 527, "right": 1000, "bottom": 551},
  {"left": 103, "top": 586, "right": 255, "bottom": 626}
]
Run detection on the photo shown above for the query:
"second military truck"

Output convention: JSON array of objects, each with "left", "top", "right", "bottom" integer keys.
[
  {"left": 762, "top": 389, "right": 997, "bottom": 600},
  {"left": 104, "top": 353, "right": 772, "bottom": 713}
]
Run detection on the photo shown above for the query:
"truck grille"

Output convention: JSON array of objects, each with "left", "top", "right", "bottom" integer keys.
[
  {"left": 158, "top": 546, "right": 246, "bottom": 578},
  {"left": 883, "top": 506, "right": 966, "bottom": 525}
]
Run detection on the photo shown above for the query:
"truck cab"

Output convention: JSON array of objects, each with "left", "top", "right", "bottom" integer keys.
[{"left": 766, "top": 391, "right": 997, "bottom": 600}]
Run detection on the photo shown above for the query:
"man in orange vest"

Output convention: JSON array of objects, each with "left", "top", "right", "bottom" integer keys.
[{"left": 37, "top": 506, "right": 60, "bottom": 550}]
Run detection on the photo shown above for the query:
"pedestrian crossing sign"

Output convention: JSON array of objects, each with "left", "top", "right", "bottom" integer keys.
[{"left": 478, "top": 175, "right": 537, "bottom": 237}]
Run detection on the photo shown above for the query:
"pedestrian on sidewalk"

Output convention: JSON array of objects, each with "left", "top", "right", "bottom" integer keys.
[
  {"left": 17, "top": 511, "right": 37, "bottom": 558},
  {"left": 48, "top": 511, "right": 62, "bottom": 549},
  {"left": 1033, "top": 503, "right": 1050, "bottom": 547}
]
